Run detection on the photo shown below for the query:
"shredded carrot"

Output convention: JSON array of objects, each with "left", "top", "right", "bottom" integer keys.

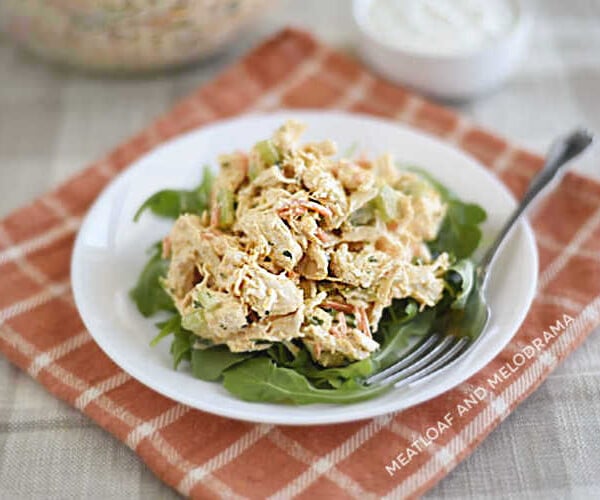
[
  {"left": 277, "top": 205, "right": 304, "bottom": 218},
  {"left": 297, "top": 200, "right": 333, "bottom": 219},
  {"left": 278, "top": 199, "right": 333, "bottom": 220},
  {"left": 355, "top": 306, "right": 372, "bottom": 338},
  {"left": 314, "top": 344, "right": 321, "bottom": 359},
  {"left": 338, "top": 312, "right": 347, "bottom": 336},
  {"left": 355, "top": 307, "right": 363, "bottom": 331},
  {"left": 236, "top": 151, "right": 249, "bottom": 176},
  {"left": 315, "top": 228, "right": 329, "bottom": 243},
  {"left": 322, "top": 300, "right": 354, "bottom": 314},
  {"left": 329, "top": 312, "right": 347, "bottom": 338},
  {"left": 356, "top": 156, "right": 371, "bottom": 169},
  {"left": 201, "top": 228, "right": 222, "bottom": 241},
  {"left": 161, "top": 236, "right": 171, "bottom": 258},
  {"left": 200, "top": 210, "right": 210, "bottom": 226}
]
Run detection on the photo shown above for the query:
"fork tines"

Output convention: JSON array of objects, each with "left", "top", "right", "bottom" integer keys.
[{"left": 365, "top": 334, "right": 471, "bottom": 388}]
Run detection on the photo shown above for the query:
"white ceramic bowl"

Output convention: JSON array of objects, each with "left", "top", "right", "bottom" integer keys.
[
  {"left": 71, "top": 111, "right": 538, "bottom": 425},
  {"left": 353, "top": 0, "right": 532, "bottom": 100}
]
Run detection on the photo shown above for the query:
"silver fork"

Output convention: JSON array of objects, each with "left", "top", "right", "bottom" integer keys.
[{"left": 365, "top": 129, "right": 594, "bottom": 389}]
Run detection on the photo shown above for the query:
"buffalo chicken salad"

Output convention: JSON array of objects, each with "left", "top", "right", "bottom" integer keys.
[{"left": 130, "top": 120, "right": 487, "bottom": 404}]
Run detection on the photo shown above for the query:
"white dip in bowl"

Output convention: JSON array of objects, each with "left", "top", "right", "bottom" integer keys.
[{"left": 354, "top": 0, "right": 531, "bottom": 100}]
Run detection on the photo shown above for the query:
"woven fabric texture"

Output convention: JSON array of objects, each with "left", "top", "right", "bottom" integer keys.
[{"left": 0, "top": 29, "right": 599, "bottom": 499}]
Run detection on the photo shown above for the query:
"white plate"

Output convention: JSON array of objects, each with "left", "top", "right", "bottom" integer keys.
[{"left": 71, "top": 111, "right": 538, "bottom": 426}]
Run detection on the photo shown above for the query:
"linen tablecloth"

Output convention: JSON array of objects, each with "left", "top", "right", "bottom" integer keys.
[{"left": 1, "top": 0, "right": 600, "bottom": 496}]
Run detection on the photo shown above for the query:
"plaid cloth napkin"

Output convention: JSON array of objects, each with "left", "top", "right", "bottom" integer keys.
[{"left": 1, "top": 28, "right": 599, "bottom": 499}]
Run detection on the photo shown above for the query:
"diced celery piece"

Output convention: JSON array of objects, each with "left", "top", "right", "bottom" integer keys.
[
  {"left": 255, "top": 139, "right": 280, "bottom": 166},
  {"left": 194, "top": 288, "right": 221, "bottom": 311},
  {"left": 217, "top": 188, "right": 235, "bottom": 229},
  {"left": 182, "top": 310, "right": 206, "bottom": 333},
  {"left": 248, "top": 159, "right": 261, "bottom": 181},
  {"left": 349, "top": 205, "right": 374, "bottom": 225},
  {"left": 197, "top": 168, "right": 214, "bottom": 207},
  {"left": 373, "top": 184, "right": 400, "bottom": 222}
]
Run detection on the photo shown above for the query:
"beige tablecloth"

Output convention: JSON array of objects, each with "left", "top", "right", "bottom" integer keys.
[{"left": 0, "top": 1, "right": 599, "bottom": 498}]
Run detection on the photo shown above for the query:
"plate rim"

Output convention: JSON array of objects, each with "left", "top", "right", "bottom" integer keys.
[{"left": 71, "top": 109, "right": 539, "bottom": 425}]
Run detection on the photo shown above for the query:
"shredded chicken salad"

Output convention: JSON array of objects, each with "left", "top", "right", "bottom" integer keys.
[{"left": 130, "top": 120, "right": 487, "bottom": 404}]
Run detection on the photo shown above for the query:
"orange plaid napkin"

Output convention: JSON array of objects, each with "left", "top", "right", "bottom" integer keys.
[{"left": 1, "top": 28, "right": 599, "bottom": 499}]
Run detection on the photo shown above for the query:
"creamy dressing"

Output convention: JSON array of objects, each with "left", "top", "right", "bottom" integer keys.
[{"left": 367, "top": 0, "right": 517, "bottom": 56}]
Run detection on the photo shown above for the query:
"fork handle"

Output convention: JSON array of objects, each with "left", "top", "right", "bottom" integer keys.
[{"left": 477, "top": 129, "right": 593, "bottom": 283}]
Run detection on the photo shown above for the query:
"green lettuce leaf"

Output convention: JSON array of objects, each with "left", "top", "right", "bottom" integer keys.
[
  {"left": 222, "top": 357, "right": 389, "bottom": 405},
  {"left": 429, "top": 200, "right": 486, "bottom": 259},
  {"left": 129, "top": 243, "right": 175, "bottom": 317},
  {"left": 446, "top": 259, "right": 475, "bottom": 310},
  {"left": 151, "top": 315, "right": 181, "bottom": 347},
  {"left": 168, "top": 319, "right": 198, "bottom": 369},
  {"left": 191, "top": 346, "right": 254, "bottom": 381},
  {"left": 267, "top": 346, "right": 374, "bottom": 389},
  {"left": 133, "top": 168, "right": 214, "bottom": 221},
  {"left": 374, "top": 306, "right": 435, "bottom": 370}
]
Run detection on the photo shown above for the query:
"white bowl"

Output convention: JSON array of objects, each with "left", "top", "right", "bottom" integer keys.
[
  {"left": 71, "top": 111, "right": 538, "bottom": 425},
  {"left": 353, "top": 0, "right": 532, "bottom": 100}
]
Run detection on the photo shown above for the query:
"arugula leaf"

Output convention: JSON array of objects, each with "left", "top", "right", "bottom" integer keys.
[
  {"left": 151, "top": 315, "right": 181, "bottom": 347},
  {"left": 301, "top": 358, "right": 375, "bottom": 389},
  {"left": 170, "top": 321, "right": 196, "bottom": 369},
  {"left": 222, "top": 357, "right": 389, "bottom": 405},
  {"left": 151, "top": 314, "right": 244, "bottom": 374},
  {"left": 150, "top": 313, "right": 198, "bottom": 370},
  {"left": 446, "top": 259, "right": 475, "bottom": 310},
  {"left": 133, "top": 168, "right": 214, "bottom": 221},
  {"left": 191, "top": 346, "right": 254, "bottom": 381},
  {"left": 129, "top": 243, "right": 175, "bottom": 317},
  {"left": 267, "top": 346, "right": 374, "bottom": 389},
  {"left": 429, "top": 201, "right": 486, "bottom": 259},
  {"left": 405, "top": 167, "right": 451, "bottom": 198},
  {"left": 434, "top": 284, "right": 488, "bottom": 340},
  {"left": 374, "top": 307, "right": 435, "bottom": 370},
  {"left": 406, "top": 166, "right": 487, "bottom": 259},
  {"left": 171, "top": 337, "right": 192, "bottom": 369},
  {"left": 266, "top": 343, "right": 297, "bottom": 366}
]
